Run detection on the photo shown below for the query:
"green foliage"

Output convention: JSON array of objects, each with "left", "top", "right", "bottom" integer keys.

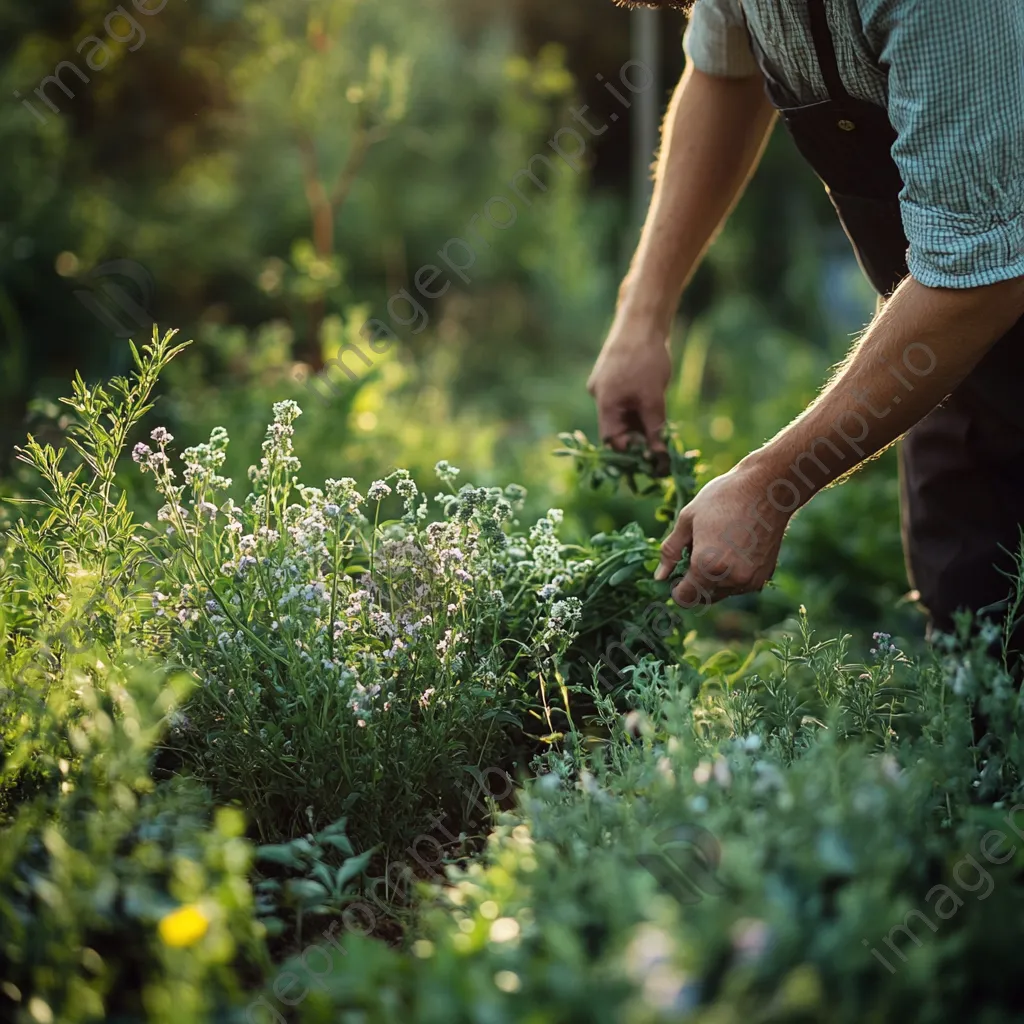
[
  {"left": 6, "top": 342, "right": 1024, "bottom": 1023},
  {"left": 554, "top": 423, "right": 699, "bottom": 529},
  {"left": 286, "top": 621, "right": 1024, "bottom": 1024},
  {"left": 7, "top": 329, "right": 191, "bottom": 656},
  {"left": 134, "top": 404, "right": 578, "bottom": 855},
  {"left": 255, "top": 818, "right": 374, "bottom": 945},
  {"left": 0, "top": 637, "right": 264, "bottom": 1024}
]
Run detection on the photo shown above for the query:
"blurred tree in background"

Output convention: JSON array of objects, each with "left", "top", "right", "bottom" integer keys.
[{"left": 2, "top": 0, "right": 602, "bottom": 426}]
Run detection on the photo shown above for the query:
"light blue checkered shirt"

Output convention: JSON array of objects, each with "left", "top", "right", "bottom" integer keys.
[{"left": 684, "top": 0, "right": 1024, "bottom": 290}]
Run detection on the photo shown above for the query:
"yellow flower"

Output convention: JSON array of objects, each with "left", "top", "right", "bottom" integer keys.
[{"left": 158, "top": 904, "right": 209, "bottom": 948}]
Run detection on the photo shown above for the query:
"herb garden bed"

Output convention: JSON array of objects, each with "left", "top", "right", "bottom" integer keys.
[{"left": 4, "top": 333, "right": 1024, "bottom": 1023}]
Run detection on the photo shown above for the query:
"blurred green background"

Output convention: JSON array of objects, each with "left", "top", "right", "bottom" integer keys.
[{"left": 0, "top": 0, "right": 917, "bottom": 644}]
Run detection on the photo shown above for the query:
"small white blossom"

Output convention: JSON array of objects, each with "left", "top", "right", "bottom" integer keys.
[
  {"left": 436, "top": 628, "right": 457, "bottom": 656},
  {"left": 434, "top": 460, "right": 460, "bottom": 483},
  {"left": 157, "top": 503, "right": 183, "bottom": 522},
  {"left": 272, "top": 399, "right": 302, "bottom": 424}
]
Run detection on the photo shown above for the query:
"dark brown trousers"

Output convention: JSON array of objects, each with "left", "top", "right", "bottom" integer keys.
[{"left": 899, "top": 326, "right": 1024, "bottom": 653}]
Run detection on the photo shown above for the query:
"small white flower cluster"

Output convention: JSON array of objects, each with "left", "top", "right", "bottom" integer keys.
[
  {"left": 435, "top": 460, "right": 460, "bottom": 486},
  {"left": 249, "top": 401, "right": 303, "bottom": 490},
  {"left": 325, "top": 477, "right": 364, "bottom": 516},
  {"left": 133, "top": 426, "right": 176, "bottom": 475},
  {"left": 516, "top": 510, "right": 594, "bottom": 605},
  {"left": 181, "top": 426, "right": 232, "bottom": 491},
  {"left": 548, "top": 597, "right": 582, "bottom": 633},
  {"left": 528, "top": 513, "right": 563, "bottom": 571}
]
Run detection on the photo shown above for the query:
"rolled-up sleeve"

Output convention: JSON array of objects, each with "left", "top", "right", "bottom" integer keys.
[
  {"left": 867, "top": 0, "right": 1024, "bottom": 288},
  {"left": 683, "top": 0, "right": 759, "bottom": 78}
]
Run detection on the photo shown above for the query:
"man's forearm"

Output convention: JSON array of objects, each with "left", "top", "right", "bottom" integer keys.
[
  {"left": 589, "top": 65, "right": 775, "bottom": 452},
  {"left": 618, "top": 65, "right": 776, "bottom": 327},
  {"left": 741, "top": 275, "right": 1024, "bottom": 506}
]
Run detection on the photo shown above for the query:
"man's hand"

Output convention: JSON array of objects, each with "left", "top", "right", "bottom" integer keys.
[
  {"left": 587, "top": 318, "right": 672, "bottom": 455},
  {"left": 655, "top": 462, "right": 789, "bottom": 609}
]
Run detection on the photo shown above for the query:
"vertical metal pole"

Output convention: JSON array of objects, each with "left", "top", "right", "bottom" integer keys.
[{"left": 632, "top": 7, "right": 661, "bottom": 233}]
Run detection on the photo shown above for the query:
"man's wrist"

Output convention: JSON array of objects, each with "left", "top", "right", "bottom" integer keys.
[
  {"left": 736, "top": 441, "right": 820, "bottom": 517},
  {"left": 600, "top": 308, "right": 672, "bottom": 358},
  {"left": 616, "top": 276, "right": 680, "bottom": 332}
]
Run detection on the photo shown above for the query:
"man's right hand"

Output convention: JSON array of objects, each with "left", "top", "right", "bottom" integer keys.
[{"left": 587, "top": 316, "right": 672, "bottom": 458}]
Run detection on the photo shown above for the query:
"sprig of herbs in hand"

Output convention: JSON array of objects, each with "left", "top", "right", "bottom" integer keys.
[{"left": 554, "top": 424, "right": 699, "bottom": 589}]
